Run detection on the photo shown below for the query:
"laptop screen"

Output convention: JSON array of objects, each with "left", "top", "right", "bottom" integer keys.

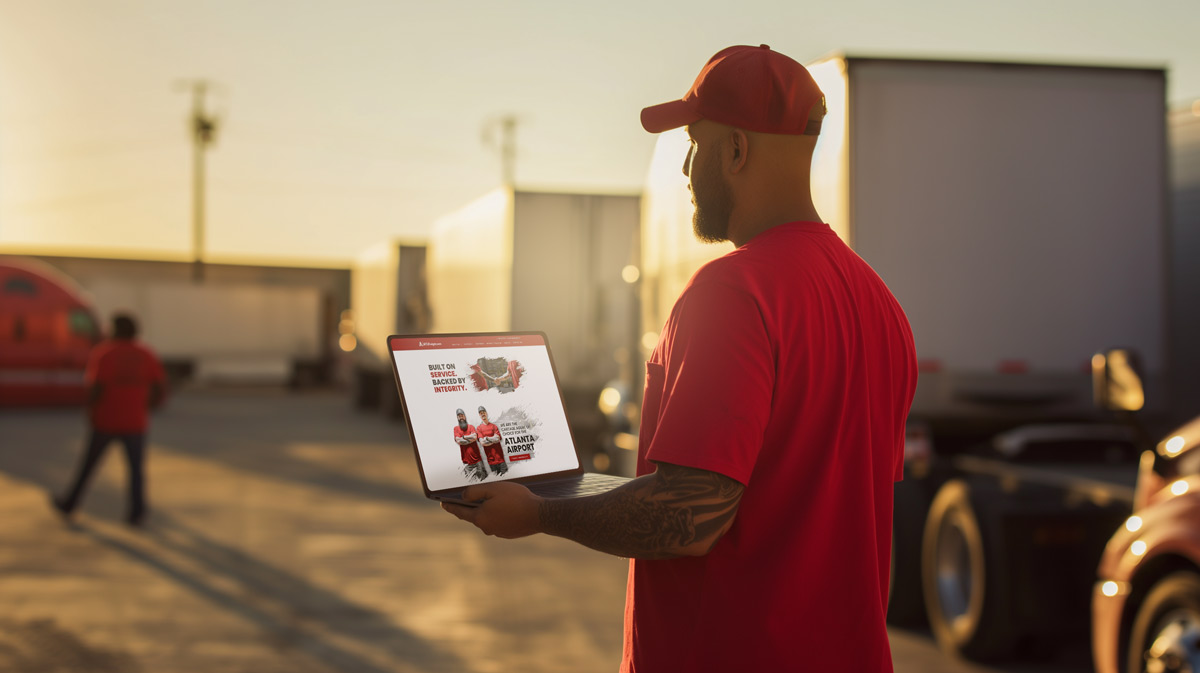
[{"left": 389, "top": 333, "right": 580, "bottom": 493}]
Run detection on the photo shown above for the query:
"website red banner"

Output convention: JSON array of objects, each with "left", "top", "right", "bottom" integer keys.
[{"left": 390, "top": 334, "right": 545, "bottom": 351}]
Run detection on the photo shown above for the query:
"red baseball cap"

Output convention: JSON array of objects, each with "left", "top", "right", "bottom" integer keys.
[{"left": 640, "top": 44, "right": 825, "bottom": 136}]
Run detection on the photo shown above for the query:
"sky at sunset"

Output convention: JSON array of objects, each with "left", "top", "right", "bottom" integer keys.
[{"left": 1, "top": 0, "right": 1198, "bottom": 265}]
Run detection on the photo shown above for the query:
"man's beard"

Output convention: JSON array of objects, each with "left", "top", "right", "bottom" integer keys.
[
  {"left": 691, "top": 162, "right": 734, "bottom": 243},
  {"left": 458, "top": 419, "right": 468, "bottom": 431}
]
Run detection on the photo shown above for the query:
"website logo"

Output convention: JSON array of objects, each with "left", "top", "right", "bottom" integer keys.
[{"left": 419, "top": 341, "right": 442, "bottom": 347}]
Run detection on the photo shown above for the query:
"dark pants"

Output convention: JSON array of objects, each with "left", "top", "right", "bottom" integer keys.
[{"left": 60, "top": 430, "right": 147, "bottom": 521}]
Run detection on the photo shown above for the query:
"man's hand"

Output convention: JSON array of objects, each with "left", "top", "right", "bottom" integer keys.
[
  {"left": 443, "top": 462, "right": 744, "bottom": 559},
  {"left": 442, "top": 482, "right": 543, "bottom": 539}
]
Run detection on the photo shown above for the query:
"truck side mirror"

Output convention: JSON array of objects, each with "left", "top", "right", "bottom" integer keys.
[{"left": 1092, "top": 348, "right": 1145, "bottom": 412}]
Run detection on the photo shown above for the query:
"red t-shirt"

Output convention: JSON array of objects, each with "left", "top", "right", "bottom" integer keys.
[
  {"left": 477, "top": 422, "right": 504, "bottom": 464},
  {"left": 623, "top": 222, "right": 917, "bottom": 673},
  {"left": 85, "top": 339, "right": 166, "bottom": 434},
  {"left": 454, "top": 424, "right": 481, "bottom": 465}
]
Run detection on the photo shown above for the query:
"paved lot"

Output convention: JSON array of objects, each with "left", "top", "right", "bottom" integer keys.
[{"left": 0, "top": 389, "right": 1090, "bottom": 672}]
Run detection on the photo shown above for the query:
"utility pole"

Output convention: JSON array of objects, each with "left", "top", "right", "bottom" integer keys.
[
  {"left": 482, "top": 115, "right": 519, "bottom": 186},
  {"left": 176, "top": 80, "right": 219, "bottom": 283}
]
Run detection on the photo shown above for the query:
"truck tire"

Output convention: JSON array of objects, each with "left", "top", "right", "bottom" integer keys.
[
  {"left": 1125, "top": 571, "right": 1200, "bottom": 673},
  {"left": 922, "top": 479, "right": 1017, "bottom": 660},
  {"left": 888, "top": 477, "right": 929, "bottom": 626}
]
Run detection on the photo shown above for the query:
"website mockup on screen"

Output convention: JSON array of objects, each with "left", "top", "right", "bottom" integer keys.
[{"left": 390, "top": 333, "right": 580, "bottom": 494}]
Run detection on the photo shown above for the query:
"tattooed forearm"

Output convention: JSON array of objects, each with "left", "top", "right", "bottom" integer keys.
[{"left": 538, "top": 463, "right": 745, "bottom": 559}]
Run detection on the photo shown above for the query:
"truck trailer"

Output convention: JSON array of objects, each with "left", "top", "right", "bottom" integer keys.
[
  {"left": 426, "top": 187, "right": 641, "bottom": 471},
  {"left": 83, "top": 280, "right": 328, "bottom": 387},
  {"left": 639, "top": 56, "right": 1171, "bottom": 662},
  {"left": 349, "top": 239, "right": 431, "bottom": 416}
]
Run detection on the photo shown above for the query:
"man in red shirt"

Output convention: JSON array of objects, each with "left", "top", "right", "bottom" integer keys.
[
  {"left": 443, "top": 45, "right": 917, "bottom": 672},
  {"left": 52, "top": 313, "right": 165, "bottom": 526},
  {"left": 476, "top": 405, "right": 508, "bottom": 475},
  {"left": 453, "top": 408, "right": 486, "bottom": 481}
]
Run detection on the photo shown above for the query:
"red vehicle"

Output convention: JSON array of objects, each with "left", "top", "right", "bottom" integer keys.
[
  {"left": 1093, "top": 414, "right": 1200, "bottom": 673},
  {"left": 0, "top": 256, "right": 101, "bottom": 406}
]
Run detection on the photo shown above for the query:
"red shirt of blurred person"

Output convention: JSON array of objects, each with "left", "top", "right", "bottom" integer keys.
[{"left": 86, "top": 331, "right": 166, "bottom": 433}]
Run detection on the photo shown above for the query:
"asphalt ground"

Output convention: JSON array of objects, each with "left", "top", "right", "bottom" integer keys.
[{"left": 0, "top": 389, "right": 1091, "bottom": 673}]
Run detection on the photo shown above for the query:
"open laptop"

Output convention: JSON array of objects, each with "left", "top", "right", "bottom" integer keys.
[{"left": 388, "top": 332, "right": 632, "bottom": 506}]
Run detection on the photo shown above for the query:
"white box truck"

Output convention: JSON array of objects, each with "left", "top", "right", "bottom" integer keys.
[
  {"left": 426, "top": 187, "right": 641, "bottom": 470},
  {"left": 639, "top": 56, "right": 1170, "bottom": 662}
]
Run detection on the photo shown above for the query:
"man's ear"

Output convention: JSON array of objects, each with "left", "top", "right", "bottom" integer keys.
[{"left": 727, "top": 129, "right": 749, "bottom": 174}]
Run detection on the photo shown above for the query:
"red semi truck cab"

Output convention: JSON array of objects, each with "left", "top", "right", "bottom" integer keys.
[{"left": 0, "top": 257, "right": 101, "bottom": 406}]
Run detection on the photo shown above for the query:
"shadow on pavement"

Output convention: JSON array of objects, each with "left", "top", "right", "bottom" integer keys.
[
  {"left": 79, "top": 512, "right": 473, "bottom": 673},
  {"left": 0, "top": 393, "right": 429, "bottom": 512},
  {"left": 155, "top": 436, "right": 430, "bottom": 509},
  {"left": 145, "top": 392, "right": 429, "bottom": 508},
  {"left": 0, "top": 617, "right": 142, "bottom": 673}
]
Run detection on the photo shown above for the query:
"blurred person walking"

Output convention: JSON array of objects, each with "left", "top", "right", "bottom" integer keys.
[
  {"left": 52, "top": 313, "right": 165, "bottom": 526},
  {"left": 443, "top": 45, "right": 917, "bottom": 672}
]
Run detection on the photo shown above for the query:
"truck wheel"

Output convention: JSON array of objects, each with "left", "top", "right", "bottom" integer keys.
[
  {"left": 1126, "top": 571, "right": 1200, "bottom": 673},
  {"left": 888, "top": 477, "right": 929, "bottom": 626},
  {"left": 922, "top": 479, "right": 1016, "bottom": 660}
]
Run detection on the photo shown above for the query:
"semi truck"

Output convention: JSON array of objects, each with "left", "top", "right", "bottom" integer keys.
[
  {"left": 425, "top": 187, "right": 641, "bottom": 471},
  {"left": 0, "top": 256, "right": 100, "bottom": 406},
  {"left": 637, "top": 56, "right": 1174, "bottom": 662}
]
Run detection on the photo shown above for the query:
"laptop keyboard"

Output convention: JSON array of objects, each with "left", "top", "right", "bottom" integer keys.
[{"left": 528, "top": 473, "right": 633, "bottom": 498}]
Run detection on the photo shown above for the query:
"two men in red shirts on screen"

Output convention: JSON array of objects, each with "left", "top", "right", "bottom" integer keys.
[{"left": 453, "top": 405, "right": 508, "bottom": 481}]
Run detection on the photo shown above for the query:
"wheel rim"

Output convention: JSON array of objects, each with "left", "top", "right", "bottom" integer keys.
[
  {"left": 1144, "top": 609, "right": 1200, "bottom": 673},
  {"left": 935, "top": 508, "right": 975, "bottom": 634}
]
